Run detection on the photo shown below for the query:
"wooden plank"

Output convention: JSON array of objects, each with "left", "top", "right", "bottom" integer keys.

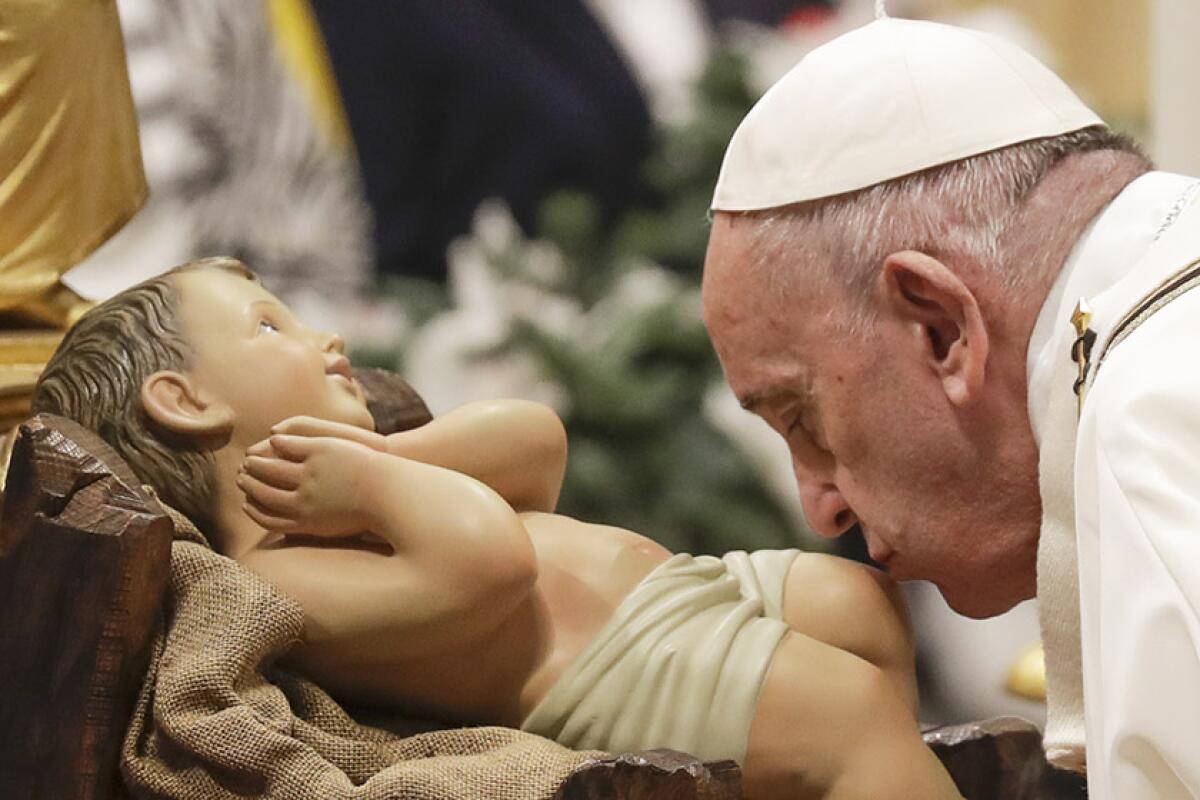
[
  {"left": 0, "top": 415, "right": 172, "bottom": 800},
  {"left": 924, "top": 717, "right": 1087, "bottom": 800},
  {"left": 555, "top": 750, "right": 742, "bottom": 800}
]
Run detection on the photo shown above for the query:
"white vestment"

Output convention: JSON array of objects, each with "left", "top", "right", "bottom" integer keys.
[{"left": 1029, "top": 171, "right": 1200, "bottom": 798}]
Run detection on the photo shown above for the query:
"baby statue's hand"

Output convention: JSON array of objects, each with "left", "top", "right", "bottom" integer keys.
[
  {"left": 271, "top": 416, "right": 387, "bottom": 450},
  {"left": 238, "top": 434, "right": 380, "bottom": 537}
]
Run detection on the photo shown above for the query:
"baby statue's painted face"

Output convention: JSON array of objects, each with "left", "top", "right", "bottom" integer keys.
[{"left": 174, "top": 268, "right": 375, "bottom": 446}]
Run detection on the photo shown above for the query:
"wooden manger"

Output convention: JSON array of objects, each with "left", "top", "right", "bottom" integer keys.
[
  {"left": 0, "top": 369, "right": 1084, "bottom": 799},
  {"left": 0, "top": 371, "right": 741, "bottom": 800}
]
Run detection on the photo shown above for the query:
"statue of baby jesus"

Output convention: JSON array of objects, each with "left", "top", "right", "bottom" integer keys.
[{"left": 33, "top": 258, "right": 961, "bottom": 800}]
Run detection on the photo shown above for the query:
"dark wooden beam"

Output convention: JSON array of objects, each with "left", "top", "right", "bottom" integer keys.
[
  {"left": 555, "top": 750, "right": 742, "bottom": 800},
  {"left": 0, "top": 415, "right": 172, "bottom": 800}
]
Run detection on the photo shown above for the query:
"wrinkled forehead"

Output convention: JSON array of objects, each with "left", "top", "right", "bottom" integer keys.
[
  {"left": 710, "top": 311, "right": 812, "bottom": 404},
  {"left": 702, "top": 214, "right": 826, "bottom": 401},
  {"left": 703, "top": 215, "right": 770, "bottom": 326}
]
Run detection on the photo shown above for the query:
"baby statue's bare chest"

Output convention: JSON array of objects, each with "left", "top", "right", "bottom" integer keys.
[{"left": 326, "top": 513, "right": 671, "bottom": 727}]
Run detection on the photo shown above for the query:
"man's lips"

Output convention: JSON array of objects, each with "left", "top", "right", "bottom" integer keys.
[{"left": 861, "top": 526, "right": 895, "bottom": 566}]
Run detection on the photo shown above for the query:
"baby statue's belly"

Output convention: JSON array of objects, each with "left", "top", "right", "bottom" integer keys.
[
  {"left": 513, "top": 512, "right": 673, "bottom": 716},
  {"left": 521, "top": 512, "right": 672, "bottom": 612},
  {"left": 332, "top": 513, "right": 671, "bottom": 728}
]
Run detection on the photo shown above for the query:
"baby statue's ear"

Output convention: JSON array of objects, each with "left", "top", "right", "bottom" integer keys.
[{"left": 141, "top": 370, "right": 234, "bottom": 437}]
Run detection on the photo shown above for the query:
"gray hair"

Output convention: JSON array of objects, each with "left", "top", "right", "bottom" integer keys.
[
  {"left": 32, "top": 257, "right": 257, "bottom": 534},
  {"left": 744, "top": 125, "right": 1152, "bottom": 332}
]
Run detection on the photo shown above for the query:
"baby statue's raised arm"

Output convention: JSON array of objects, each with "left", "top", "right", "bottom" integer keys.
[
  {"left": 384, "top": 399, "right": 568, "bottom": 513},
  {"left": 269, "top": 399, "right": 568, "bottom": 513}
]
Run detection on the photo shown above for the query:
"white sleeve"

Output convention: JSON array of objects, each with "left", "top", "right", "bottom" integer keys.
[{"left": 1074, "top": 287, "right": 1200, "bottom": 799}]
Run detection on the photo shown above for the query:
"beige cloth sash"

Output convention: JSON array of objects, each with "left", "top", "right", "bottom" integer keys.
[
  {"left": 1038, "top": 188, "right": 1200, "bottom": 773},
  {"left": 521, "top": 549, "right": 799, "bottom": 763}
]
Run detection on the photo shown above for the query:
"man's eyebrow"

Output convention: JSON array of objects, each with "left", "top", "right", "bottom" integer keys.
[
  {"left": 739, "top": 380, "right": 814, "bottom": 413},
  {"left": 739, "top": 389, "right": 784, "bottom": 413}
]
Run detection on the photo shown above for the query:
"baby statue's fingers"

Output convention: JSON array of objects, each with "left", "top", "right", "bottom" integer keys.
[
  {"left": 236, "top": 471, "right": 299, "bottom": 515},
  {"left": 245, "top": 439, "right": 277, "bottom": 458},
  {"left": 272, "top": 416, "right": 334, "bottom": 436},
  {"left": 242, "top": 501, "right": 297, "bottom": 532},
  {"left": 268, "top": 433, "right": 316, "bottom": 462},
  {"left": 243, "top": 455, "right": 302, "bottom": 490},
  {"left": 273, "top": 416, "right": 385, "bottom": 450}
]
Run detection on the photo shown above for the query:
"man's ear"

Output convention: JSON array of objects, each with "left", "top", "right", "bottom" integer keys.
[
  {"left": 141, "top": 370, "right": 234, "bottom": 437},
  {"left": 878, "top": 250, "right": 989, "bottom": 406}
]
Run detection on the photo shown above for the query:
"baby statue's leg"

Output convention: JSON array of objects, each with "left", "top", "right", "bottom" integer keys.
[
  {"left": 777, "top": 553, "right": 918, "bottom": 712},
  {"left": 741, "top": 631, "right": 961, "bottom": 800}
]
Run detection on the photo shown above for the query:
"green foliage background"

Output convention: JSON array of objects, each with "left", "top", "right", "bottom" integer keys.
[{"left": 356, "top": 48, "right": 812, "bottom": 556}]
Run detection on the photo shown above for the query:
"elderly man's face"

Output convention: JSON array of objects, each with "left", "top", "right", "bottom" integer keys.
[{"left": 702, "top": 215, "right": 1040, "bottom": 618}]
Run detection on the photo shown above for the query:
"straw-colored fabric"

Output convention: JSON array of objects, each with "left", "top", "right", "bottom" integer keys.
[
  {"left": 120, "top": 503, "right": 602, "bottom": 800},
  {"left": 521, "top": 549, "right": 799, "bottom": 764}
]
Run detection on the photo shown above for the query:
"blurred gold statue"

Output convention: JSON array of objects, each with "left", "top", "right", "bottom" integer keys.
[
  {"left": 0, "top": 0, "right": 146, "bottom": 455},
  {"left": 0, "top": 0, "right": 146, "bottom": 326}
]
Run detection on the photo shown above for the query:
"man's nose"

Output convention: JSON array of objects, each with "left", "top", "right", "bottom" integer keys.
[{"left": 797, "top": 481, "right": 858, "bottom": 539}]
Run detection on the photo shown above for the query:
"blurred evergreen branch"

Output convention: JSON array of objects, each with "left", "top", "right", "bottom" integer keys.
[
  {"left": 538, "top": 45, "right": 758, "bottom": 285},
  {"left": 377, "top": 43, "right": 809, "bottom": 555}
]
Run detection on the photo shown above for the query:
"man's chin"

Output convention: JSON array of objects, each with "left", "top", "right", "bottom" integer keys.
[{"left": 934, "top": 580, "right": 1026, "bottom": 620}]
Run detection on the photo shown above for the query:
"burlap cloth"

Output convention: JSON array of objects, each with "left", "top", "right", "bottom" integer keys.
[{"left": 120, "top": 503, "right": 604, "bottom": 799}]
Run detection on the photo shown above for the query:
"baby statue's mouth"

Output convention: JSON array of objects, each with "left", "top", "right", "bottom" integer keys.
[{"left": 325, "top": 355, "right": 365, "bottom": 405}]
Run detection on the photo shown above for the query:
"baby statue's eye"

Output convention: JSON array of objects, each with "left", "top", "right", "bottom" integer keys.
[{"left": 258, "top": 319, "right": 280, "bottom": 334}]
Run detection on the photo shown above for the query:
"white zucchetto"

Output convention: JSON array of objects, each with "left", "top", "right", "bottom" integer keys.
[{"left": 712, "top": 17, "right": 1103, "bottom": 211}]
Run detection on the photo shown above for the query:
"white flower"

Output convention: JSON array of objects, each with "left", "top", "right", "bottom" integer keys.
[
  {"left": 581, "top": 264, "right": 686, "bottom": 347},
  {"left": 471, "top": 200, "right": 525, "bottom": 254},
  {"left": 406, "top": 310, "right": 567, "bottom": 415},
  {"left": 405, "top": 203, "right": 579, "bottom": 414},
  {"left": 284, "top": 287, "right": 412, "bottom": 351}
]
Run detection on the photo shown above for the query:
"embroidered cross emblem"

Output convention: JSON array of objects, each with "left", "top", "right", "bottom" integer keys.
[{"left": 1070, "top": 298, "right": 1096, "bottom": 415}]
